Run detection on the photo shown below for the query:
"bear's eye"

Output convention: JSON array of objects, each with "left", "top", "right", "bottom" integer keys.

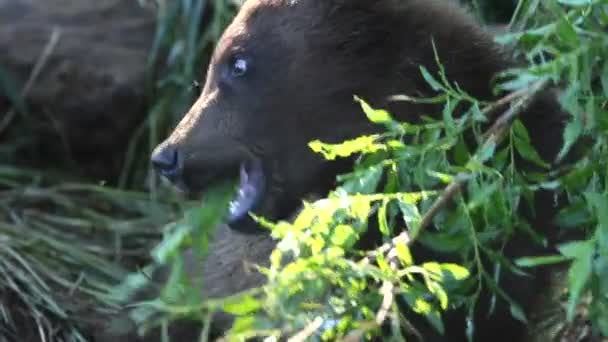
[{"left": 230, "top": 56, "right": 249, "bottom": 77}]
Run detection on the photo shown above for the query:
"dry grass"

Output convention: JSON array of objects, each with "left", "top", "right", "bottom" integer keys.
[{"left": 0, "top": 166, "right": 186, "bottom": 341}]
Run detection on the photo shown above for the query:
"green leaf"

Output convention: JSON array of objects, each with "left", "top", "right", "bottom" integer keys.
[
  {"left": 585, "top": 192, "right": 608, "bottom": 232},
  {"left": 223, "top": 295, "right": 262, "bottom": 315},
  {"left": 439, "top": 263, "right": 470, "bottom": 281},
  {"left": 429, "top": 282, "right": 449, "bottom": 310},
  {"left": 475, "top": 141, "right": 496, "bottom": 164},
  {"left": 425, "top": 308, "right": 445, "bottom": 335},
  {"left": 190, "top": 179, "right": 238, "bottom": 253},
  {"left": 420, "top": 66, "right": 444, "bottom": 91},
  {"left": 442, "top": 98, "right": 459, "bottom": 134},
  {"left": 418, "top": 232, "right": 468, "bottom": 253},
  {"left": 453, "top": 136, "right": 470, "bottom": 166},
  {"left": 355, "top": 96, "right": 397, "bottom": 130},
  {"left": 153, "top": 222, "right": 191, "bottom": 262},
  {"left": 342, "top": 165, "right": 383, "bottom": 194},
  {"left": 557, "top": 0, "right": 592, "bottom": 6},
  {"left": 378, "top": 199, "right": 390, "bottom": 236},
  {"left": 498, "top": 71, "right": 540, "bottom": 92},
  {"left": 350, "top": 195, "right": 373, "bottom": 222},
  {"left": 558, "top": 239, "right": 595, "bottom": 320},
  {"left": 555, "top": 201, "right": 592, "bottom": 228},
  {"left": 309, "top": 135, "right": 383, "bottom": 160},
  {"left": 401, "top": 287, "right": 444, "bottom": 335},
  {"left": 398, "top": 201, "right": 422, "bottom": 237},
  {"left": 511, "top": 120, "right": 531, "bottom": 143},
  {"left": 557, "top": 91, "right": 583, "bottom": 161},
  {"left": 515, "top": 255, "right": 571, "bottom": 267},
  {"left": 383, "top": 165, "right": 400, "bottom": 193},
  {"left": 330, "top": 224, "right": 357, "bottom": 248},
  {"left": 555, "top": 16, "right": 579, "bottom": 46},
  {"left": 510, "top": 303, "right": 527, "bottom": 323},
  {"left": 422, "top": 262, "right": 470, "bottom": 282},
  {"left": 427, "top": 170, "right": 453, "bottom": 184},
  {"left": 395, "top": 241, "right": 413, "bottom": 266},
  {"left": 513, "top": 135, "right": 550, "bottom": 169},
  {"left": 229, "top": 315, "right": 256, "bottom": 334},
  {"left": 160, "top": 256, "right": 189, "bottom": 304},
  {"left": 467, "top": 182, "right": 498, "bottom": 211}
]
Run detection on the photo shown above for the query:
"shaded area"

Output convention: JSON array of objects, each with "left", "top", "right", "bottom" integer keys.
[{"left": 0, "top": 0, "right": 155, "bottom": 181}]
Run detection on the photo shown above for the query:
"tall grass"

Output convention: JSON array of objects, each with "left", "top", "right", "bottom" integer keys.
[
  {"left": 0, "top": 1, "right": 237, "bottom": 340},
  {"left": 0, "top": 165, "right": 186, "bottom": 340}
]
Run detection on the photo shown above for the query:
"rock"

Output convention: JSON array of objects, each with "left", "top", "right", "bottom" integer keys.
[{"left": 0, "top": 0, "right": 156, "bottom": 180}]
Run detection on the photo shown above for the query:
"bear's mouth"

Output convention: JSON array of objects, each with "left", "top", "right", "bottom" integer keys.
[{"left": 226, "top": 159, "right": 265, "bottom": 223}]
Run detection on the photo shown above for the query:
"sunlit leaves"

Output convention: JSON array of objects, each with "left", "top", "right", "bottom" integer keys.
[
  {"left": 395, "top": 242, "right": 414, "bottom": 266},
  {"left": 355, "top": 96, "right": 404, "bottom": 133},
  {"left": 356, "top": 96, "right": 394, "bottom": 124},
  {"left": 222, "top": 295, "right": 262, "bottom": 316},
  {"left": 428, "top": 263, "right": 470, "bottom": 282},
  {"left": 309, "top": 135, "right": 384, "bottom": 160}
]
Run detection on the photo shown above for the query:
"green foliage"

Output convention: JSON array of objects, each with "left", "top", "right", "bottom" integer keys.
[
  {"left": 501, "top": 0, "right": 608, "bottom": 336},
  {"left": 117, "top": 180, "right": 236, "bottom": 337}
]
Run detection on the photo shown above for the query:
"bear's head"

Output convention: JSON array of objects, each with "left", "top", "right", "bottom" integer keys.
[{"left": 151, "top": 0, "right": 507, "bottom": 233}]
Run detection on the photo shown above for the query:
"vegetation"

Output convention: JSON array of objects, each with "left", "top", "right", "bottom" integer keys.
[
  {"left": 1, "top": 0, "right": 607, "bottom": 341},
  {"left": 0, "top": 0, "right": 238, "bottom": 340},
  {"left": 0, "top": 168, "right": 181, "bottom": 340}
]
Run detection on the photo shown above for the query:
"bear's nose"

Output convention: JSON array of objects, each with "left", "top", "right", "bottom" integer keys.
[{"left": 151, "top": 144, "right": 182, "bottom": 180}]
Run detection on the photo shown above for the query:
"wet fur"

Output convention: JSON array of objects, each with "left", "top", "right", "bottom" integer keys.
[{"left": 126, "top": 0, "right": 570, "bottom": 341}]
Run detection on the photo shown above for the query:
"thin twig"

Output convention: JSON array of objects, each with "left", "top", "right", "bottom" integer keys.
[
  {"left": 339, "top": 321, "right": 379, "bottom": 342},
  {"left": 288, "top": 317, "right": 324, "bottom": 342},
  {"left": 415, "top": 79, "right": 546, "bottom": 238},
  {"left": 365, "top": 79, "right": 549, "bottom": 327},
  {"left": 482, "top": 80, "right": 549, "bottom": 141},
  {"left": 0, "top": 28, "right": 62, "bottom": 136},
  {"left": 362, "top": 231, "right": 410, "bottom": 265},
  {"left": 380, "top": 80, "right": 549, "bottom": 260},
  {"left": 376, "top": 272, "right": 396, "bottom": 325},
  {"left": 480, "top": 81, "right": 543, "bottom": 120}
]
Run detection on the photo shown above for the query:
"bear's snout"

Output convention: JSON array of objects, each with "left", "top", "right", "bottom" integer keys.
[{"left": 151, "top": 144, "right": 183, "bottom": 183}]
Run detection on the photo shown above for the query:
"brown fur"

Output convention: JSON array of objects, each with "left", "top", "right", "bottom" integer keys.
[{"left": 144, "top": 0, "right": 569, "bottom": 341}]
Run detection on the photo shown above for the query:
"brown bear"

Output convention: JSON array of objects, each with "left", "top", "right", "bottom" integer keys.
[{"left": 148, "top": 0, "right": 568, "bottom": 341}]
